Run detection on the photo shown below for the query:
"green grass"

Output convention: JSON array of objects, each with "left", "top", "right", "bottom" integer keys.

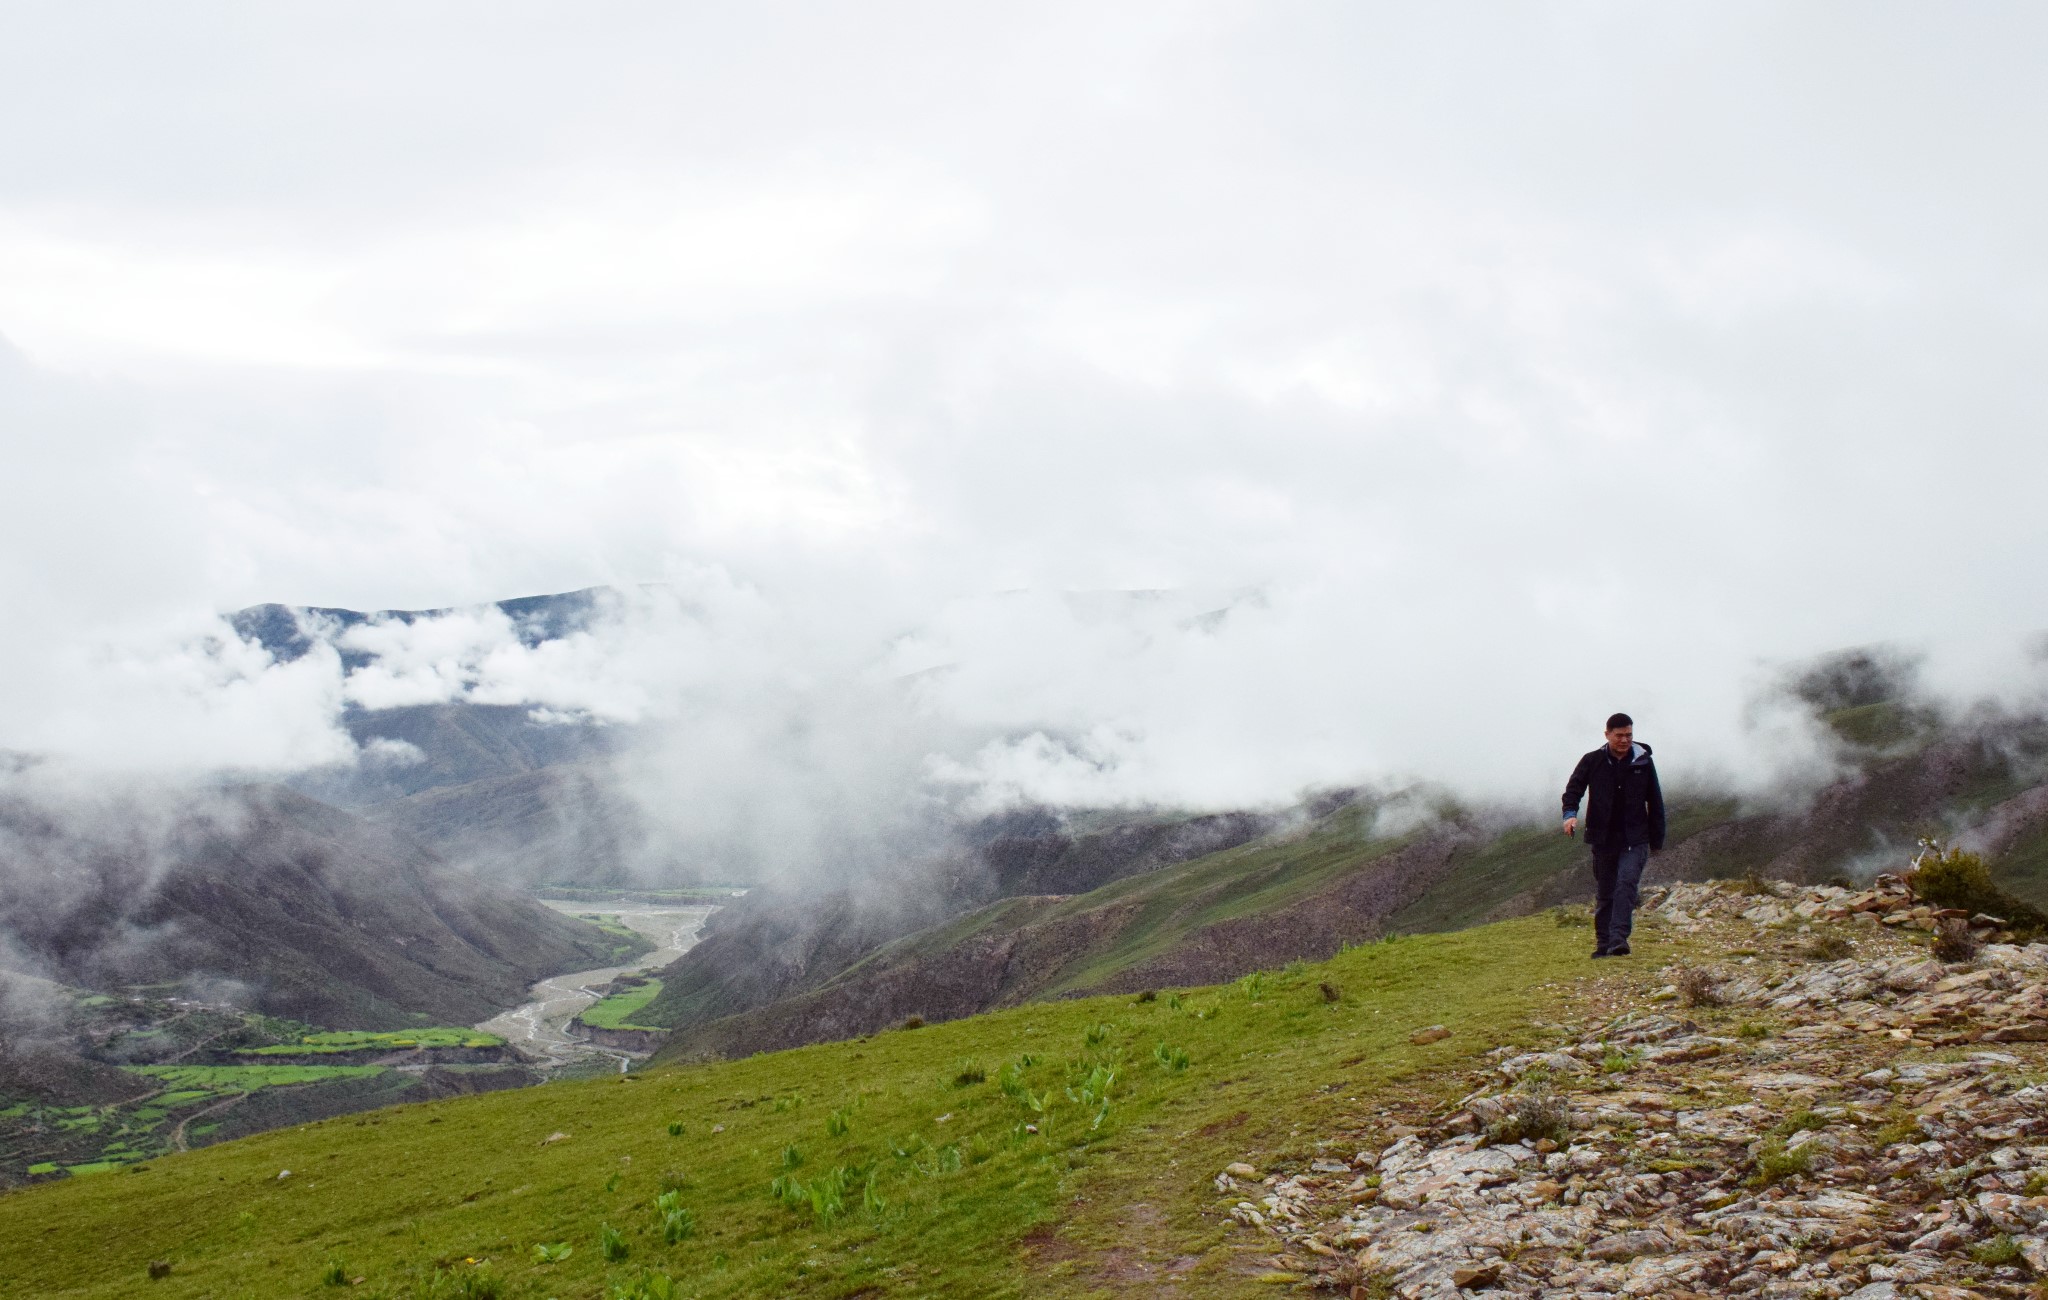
[
  {"left": 123, "top": 1065, "right": 387, "bottom": 1095},
  {"left": 581, "top": 981, "right": 667, "bottom": 1032},
  {"left": 0, "top": 912, "right": 1621, "bottom": 1300},
  {"left": 235, "top": 1030, "right": 505, "bottom": 1057}
]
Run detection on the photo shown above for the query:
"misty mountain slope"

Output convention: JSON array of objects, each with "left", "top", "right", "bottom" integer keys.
[
  {"left": 367, "top": 762, "right": 650, "bottom": 886},
  {"left": 0, "top": 784, "right": 643, "bottom": 1030},
  {"left": 294, "top": 702, "right": 620, "bottom": 809},
  {"left": 631, "top": 809, "right": 1277, "bottom": 1037},
  {"left": 648, "top": 808, "right": 1454, "bottom": 1061}
]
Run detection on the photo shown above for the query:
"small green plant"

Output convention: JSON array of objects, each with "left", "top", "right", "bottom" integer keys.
[
  {"left": 1736, "top": 1021, "right": 1770, "bottom": 1040},
  {"left": 1283, "top": 960, "right": 1307, "bottom": 979},
  {"left": 996, "top": 1062, "right": 1027, "bottom": 1100},
  {"left": 1318, "top": 981, "right": 1341, "bottom": 1003},
  {"left": 666, "top": 1120, "right": 683, "bottom": 1137},
  {"left": 599, "top": 1222, "right": 628, "bottom": 1263},
  {"left": 1772, "top": 1109, "right": 1828, "bottom": 1138},
  {"left": 1165, "top": 991, "right": 1183, "bottom": 1011},
  {"left": 862, "top": 1170, "right": 887, "bottom": 1215},
  {"left": 1971, "top": 1234, "right": 2023, "bottom": 1266},
  {"left": 826, "top": 1108, "right": 853, "bottom": 1136},
  {"left": 607, "top": 1271, "right": 681, "bottom": 1300},
  {"left": 531, "top": 1242, "right": 572, "bottom": 1264},
  {"left": 782, "top": 1144, "right": 804, "bottom": 1169},
  {"left": 320, "top": 1257, "right": 349, "bottom": 1287},
  {"left": 1550, "top": 905, "right": 1586, "bottom": 928},
  {"left": 1599, "top": 1047, "right": 1639, "bottom": 1075},
  {"left": 1083, "top": 1022, "right": 1114, "bottom": 1047},
  {"left": 657, "top": 1168, "right": 687, "bottom": 1193},
  {"left": 1239, "top": 972, "right": 1269, "bottom": 1002},
  {"left": 950, "top": 1062, "right": 986, "bottom": 1088},
  {"left": 1746, "top": 1137, "right": 1814, "bottom": 1187},
  {"left": 1153, "top": 1042, "right": 1191, "bottom": 1073},
  {"left": 603, "top": 1171, "right": 622, "bottom": 1194},
  {"left": 1133, "top": 989, "right": 1156, "bottom": 1004},
  {"left": 771, "top": 1092, "right": 804, "bottom": 1113},
  {"left": 655, "top": 1190, "right": 696, "bottom": 1244}
]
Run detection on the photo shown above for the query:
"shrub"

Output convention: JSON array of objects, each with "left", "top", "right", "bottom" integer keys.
[
  {"left": 1484, "top": 1081, "right": 1571, "bottom": 1146},
  {"left": 1319, "top": 981, "right": 1341, "bottom": 1003},
  {"left": 665, "top": 1120, "right": 683, "bottom": 1137},
  {"left": 1736, "top": 869, "right": 1778, "bottom": 897},
  {"left": 1910, "top": 842, "right": 2046, "bottom": 936},
  {"left": 1238, "top": 972, "right": 1269, "bottom": 1002},
  {"left": 899, "top": 1015, "right": 925, "bottom": 1030},
  {"left": 1133, "top": 989, "right": 1157, "bottom": 1004},
  {"left": 321, "top": 1258, "right": 349, "bottom": 1287},
  {"left": 598, "top": 1222, "right": 628, "bottom": 1263},
  {"left": 1674, "top": 967, "right": 1724, "bottom": 1008},
  {"left": 1736, "top": 1021, "right": 1770, "bottom": 1040},
  {"left": 950, "top": 1062, "right": 986, "bottom": 1088},
  {"left": 1802, "top": 931, "right": 1854, "bottom": 961},
  {"left": 1971, "top": 1234, "right": 2023, "bottom": 1266},
  {"left": 1932, "top": 917, "right": 1982, "bottom": 963},
  {"left": 1550, "top": 905, "right": 1586, "bottom": 928},
  {"left": 1746, "top": 1137, "right": 1813, "bottom": 1187}
]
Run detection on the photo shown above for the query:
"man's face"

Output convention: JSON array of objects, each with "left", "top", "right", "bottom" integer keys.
[{"left": 1607, "top": 726, "right": 1633, "bottom": 756}]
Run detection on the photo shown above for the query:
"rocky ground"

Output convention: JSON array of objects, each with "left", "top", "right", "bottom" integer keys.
[{"left": 1220, "top": 876, "right": 2048, "bottom": 1298}]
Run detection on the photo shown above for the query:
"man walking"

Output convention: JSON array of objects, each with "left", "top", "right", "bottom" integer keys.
[{"left": 1561, "top": 713, "right": 1666, "bottom": 958}]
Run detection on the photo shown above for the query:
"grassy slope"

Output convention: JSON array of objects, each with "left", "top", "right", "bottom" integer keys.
[
  {"left": 833, "top": 813, "right": 1408, "bottom": 1001},
  {"left": 0, "top": 913, "right": 1616, "bottom": 1300}
]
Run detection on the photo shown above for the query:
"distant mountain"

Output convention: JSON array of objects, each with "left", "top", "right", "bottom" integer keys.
[
  {"left": 0, "top": 783, "right": 642, "bottom": 1030},
  {"left": 231, "top": 590, "right": 659, "bottom": 885}
]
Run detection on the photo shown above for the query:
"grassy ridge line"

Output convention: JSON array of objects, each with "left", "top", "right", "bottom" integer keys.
[{"left": 0, "top": 912, "right": 1617, "bottom": 1300}]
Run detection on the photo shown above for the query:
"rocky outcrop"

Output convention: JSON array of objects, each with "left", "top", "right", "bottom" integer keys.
[{"left": 1224, "top": 878, "right": 2048, "bottom": 1298}]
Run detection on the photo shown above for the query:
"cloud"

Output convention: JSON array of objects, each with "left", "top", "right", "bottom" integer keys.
[{"left": 1, "top": 4, "right": 2047, "bottom": 841}]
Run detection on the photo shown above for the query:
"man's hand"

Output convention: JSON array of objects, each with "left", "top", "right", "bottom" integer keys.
[{"left": 1562, "top": 817, "right": 1577, "bottom": 837}]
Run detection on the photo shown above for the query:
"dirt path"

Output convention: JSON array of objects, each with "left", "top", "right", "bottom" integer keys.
[{"left": 170, "top": 1091, "right": 248, "bottom": 1152}]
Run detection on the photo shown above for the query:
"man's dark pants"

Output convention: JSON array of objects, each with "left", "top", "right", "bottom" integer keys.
[{"left": 1591, "top": 842, "right": 1650, "bottom": 953}]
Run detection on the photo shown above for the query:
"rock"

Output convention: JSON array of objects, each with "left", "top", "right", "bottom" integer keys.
[
  {"left": 1225, "top": 1162, "right": 1259, "bottom": 1179},
  {"left": 539, "top": 1131, "right": 569, "bottom": 1145},
  {"left": 1410, "top": 1025, "right": 1452, "bottom": 1045},
  {"left": 1450, "top": 1261, "right": 1501, "bottom": 1287},
  {"left": 1845, "top": 1284, "right": 1899, "bottom": 1300},
  {"left": 1586, "top": 1228, "right": 1674, "bottom": 1261}
]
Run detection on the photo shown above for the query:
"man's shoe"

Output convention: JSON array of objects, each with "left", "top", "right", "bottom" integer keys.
[
  {"left": 1590, "top": 949, "right": 1610, "bottom": 959},
  {"left": 1609, "top": 943, "right": 1631, "bottom": 957}
]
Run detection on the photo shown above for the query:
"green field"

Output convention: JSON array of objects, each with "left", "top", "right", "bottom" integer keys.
[
  {"left": 123, "top": 1065, "right": 387, "bottom": 1095},
  {"left": 235, "top": 1029, "right": 504, "bottom": 1056},
  {"left": 0, "top": 911, "right": 1652, "bottom": 1300},
  {"left": 580, "top": 980, "right": 666, "bottom": 1032}
]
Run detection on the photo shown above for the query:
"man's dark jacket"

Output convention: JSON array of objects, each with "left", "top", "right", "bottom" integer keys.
[{"left": 1562, "top": 742, "right": 1666, "bottom": 852}]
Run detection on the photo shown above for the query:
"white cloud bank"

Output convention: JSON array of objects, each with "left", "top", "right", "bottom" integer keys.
[{"left": 2, "top": 4, "right": 2047, "bottom": 826}]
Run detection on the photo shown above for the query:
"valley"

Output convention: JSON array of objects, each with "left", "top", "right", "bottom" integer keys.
[{"left": 478, "top": 900, "right": 722, "bottom": 1072}]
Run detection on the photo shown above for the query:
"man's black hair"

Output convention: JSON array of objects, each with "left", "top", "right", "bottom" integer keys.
[{"left": 1606, "top": 712, "right": 1633, "bottom": 731}]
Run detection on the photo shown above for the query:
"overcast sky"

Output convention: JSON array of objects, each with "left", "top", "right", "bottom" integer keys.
[{"left": 4, "top": 3, "right": 2046, "bottom": 808}]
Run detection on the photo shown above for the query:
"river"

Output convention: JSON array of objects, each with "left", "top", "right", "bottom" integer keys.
[{"left": 476, "top": 901, "right": 717, "bottom": 1072}]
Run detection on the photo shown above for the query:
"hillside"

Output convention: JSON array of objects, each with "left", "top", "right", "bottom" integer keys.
[
  {"left": 8, "top": 870, "right": 2047, "bottom": 1298},
  {"left": 635, "top": 712, "right": 2048, "bottom": 1065},
  {"left": 0, "top": 784, "right": 642, "bottom": 1032}
]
